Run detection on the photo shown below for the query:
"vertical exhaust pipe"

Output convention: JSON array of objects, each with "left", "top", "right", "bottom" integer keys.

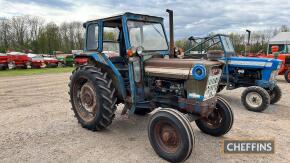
[
  {"left": 246, "top": 30, "right": 251, "bottom": 45},
  {"left": 245, "top": 29, "right": 251, "bottom": 56},
  {"left": 166, "top": 9, "right": 174, "bottom": 58}
]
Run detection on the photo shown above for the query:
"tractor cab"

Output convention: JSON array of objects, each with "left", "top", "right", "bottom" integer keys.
[
  {"left": 83, "top": 12, "right": 169, "bottom": 59},
  {"left": 81, "top": 13, "right": 171, "bottom": 98}
]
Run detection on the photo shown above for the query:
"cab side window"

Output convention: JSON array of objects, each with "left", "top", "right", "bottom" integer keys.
[
  {"left": 87, "top": 24, "right": 98, "bottom": 50},
  {"left": 103, "top": 27, "right": 120, "bottom": 57}
]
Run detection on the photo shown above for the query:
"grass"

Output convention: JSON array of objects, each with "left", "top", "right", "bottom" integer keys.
[{"left": 0, "top": 67, "right": 74, "bottom": 77}]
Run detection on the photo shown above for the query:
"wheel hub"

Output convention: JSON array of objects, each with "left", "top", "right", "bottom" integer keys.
[
  {"left": 80, "top": 82, "right": 97, "bottom": 113},
  {"left": 155, "top": 122, "right": 180, "bottom": 153},
  {"left": 204, "top": 108, "right": 223, "bottom": 128},
  {"left": 246, "top": 92, "right": 262, "bottom": 108},
  {"left": 161, "top": 127, "right": 178, "bottom": 146}
]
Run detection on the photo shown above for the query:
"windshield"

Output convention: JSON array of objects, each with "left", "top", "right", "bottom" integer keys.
[
  {"left": 220, "top": 36, "right": 235, "bottom": 54},
  {"left": 127, "top": 20, "right": 168, "bottom": 51},
  {"left": 185, "top": 35, "right": 235, "bottom": 57}
]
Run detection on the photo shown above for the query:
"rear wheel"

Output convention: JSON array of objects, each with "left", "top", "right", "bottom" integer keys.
[
  {"left": 241, "top": 86, "right": 270, "bottom": 112},
  {"left": 284, "top": 70, "right": 290, "bottom": 83},
  {"left": 69, "top": 65, "right": 117, "bottom": 131},
  {"left": 195, "top": 96, "right": 233, "bottom": 136},
  {"left": 148, "top": 108, "right": 194, "bottom": 162},
  {"left": 267, "top": 85, "right": 282, "bottom": 104}
]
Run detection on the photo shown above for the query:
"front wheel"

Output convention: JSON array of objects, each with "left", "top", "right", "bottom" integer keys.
[
  {"left": 267, "top": 85, "right": 282, "bottom": 104},
  {"left": 148, "top": 108, "right": 194, "bottom": 162},
  {"left": 195, "top": 96, "right": 234, "bottom": 137},
  {"left": 241, "top": 86, "right": 270, "bottom": 112},
  {"left": 284, "top": 70, "right": 290, "bottom": 83}
]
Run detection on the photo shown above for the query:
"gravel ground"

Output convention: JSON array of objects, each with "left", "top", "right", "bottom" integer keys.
[{"left": 0, "top": 73, "right": 289, "bottom": 163}]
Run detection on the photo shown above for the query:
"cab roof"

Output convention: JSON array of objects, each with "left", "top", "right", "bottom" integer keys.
[{"left": 83, "top": 12, "right": 164, "bottom": 28}]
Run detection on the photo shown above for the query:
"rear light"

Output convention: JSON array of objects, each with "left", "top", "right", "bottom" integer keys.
[
  {"left": 271, "top": 46, "right": 279, "bottom": 53},
  {"left": 127, "top": 49, "right": 133, "bottom": 57}
]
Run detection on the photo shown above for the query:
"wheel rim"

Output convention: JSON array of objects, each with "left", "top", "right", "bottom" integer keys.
[
  {"left": 154, "top": 120, "right": 181, "bottom": 153},
  {"left": 246, "top": 92, "right": 263, "bottom": 108},
  {"left": 74, "top": 81, "right": 97, "bottom": 122},
  {"left": 202, "top": 105, "right": 223, "bottom": 129}
]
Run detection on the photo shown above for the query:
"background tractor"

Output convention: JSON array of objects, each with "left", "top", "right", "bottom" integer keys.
[
  {"left": 69, "top": 10, "right": 234, "bottom": 162},
  {"left": 186, "top": 34, "right": 282, "bottom": 112},
  {"left": 248, "top": 32, "right": 290, "bottom": 83}
]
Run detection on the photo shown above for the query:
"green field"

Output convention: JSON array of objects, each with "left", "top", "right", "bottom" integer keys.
[{"left": 0, "top": 67, "right": 74, "bottom": 77}]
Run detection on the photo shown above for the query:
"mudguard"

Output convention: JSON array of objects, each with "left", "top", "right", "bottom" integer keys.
[{"left": 82, "top": 52, "right": 127, "bottom": 100}]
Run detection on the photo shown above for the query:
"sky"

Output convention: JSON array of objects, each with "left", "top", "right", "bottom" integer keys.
[{"left": 0, "top": 0, "right": 290, "bottom": 39}]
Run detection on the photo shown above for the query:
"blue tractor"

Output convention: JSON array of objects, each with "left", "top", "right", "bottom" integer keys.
[
  {"left": 69, "top": 10, "right": 234, "bottom": 162},
  {"left": 186, "top": 34, "right": 282, "bottom": 112}
]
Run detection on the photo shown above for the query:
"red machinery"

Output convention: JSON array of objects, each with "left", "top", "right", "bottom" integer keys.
[
  {"left": 263, "top": 45, "right": 290, "bottom": 82},
  {"left": 43, "top": 57, "right": 58, "bottom": 68},
  {"left": 7, "top": 52, "right": 30, "bottom": 69},
  {"left": 27, "top": 54, "right": 46, "bottom": 68},
  {"left": 0, "top": 53, "right": 8, "bottom": 70}
]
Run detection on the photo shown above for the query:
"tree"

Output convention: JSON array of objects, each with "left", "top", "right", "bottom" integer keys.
[{"left": 279, "top": 25, "right": 289, "bottom": 32}]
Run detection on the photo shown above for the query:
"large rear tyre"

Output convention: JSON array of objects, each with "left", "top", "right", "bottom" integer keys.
[
  {"left": 267, "top": 85, "right": 282, "bottom": 104},
  {"left": 148, "top": 108, "right": 194, "bottom": 162},
  {"left": 195, "top": 96, "right": 233, "bottom": 137},
  {"left": 241, "top": 86, "right": 270, "bottom": 112},
  {"left": 284, "top": 70, "right": 290, "bottom": 83},
  {"left": 69, "top": 65, "right": 117, "bottom": 131}
]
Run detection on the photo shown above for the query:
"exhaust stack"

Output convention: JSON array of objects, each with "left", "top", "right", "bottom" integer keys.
[
  {"left": 245, "top": 29, "right": 251, "bottom": 56},
  {"left": 166, "top": 9, "right": 174, "bottom": 58}
]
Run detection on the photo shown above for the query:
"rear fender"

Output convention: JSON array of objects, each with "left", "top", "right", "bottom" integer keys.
[{"left": 85, "top": 53, "right": 127, "bottom": 100}]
